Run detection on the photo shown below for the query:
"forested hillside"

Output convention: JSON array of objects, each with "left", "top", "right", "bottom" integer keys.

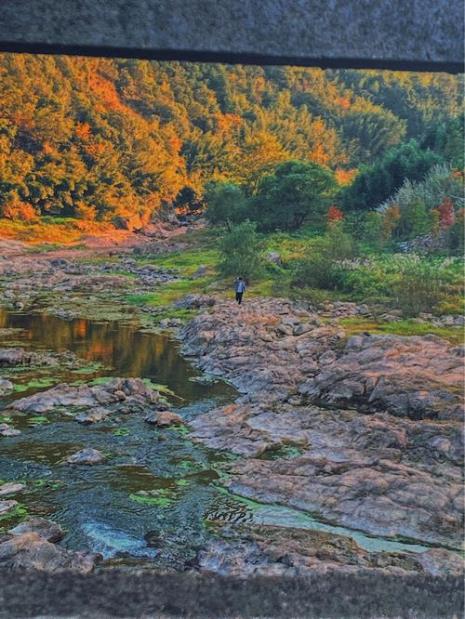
[{"left": 0, "top": 54, "right": 462, "bottom": 227}]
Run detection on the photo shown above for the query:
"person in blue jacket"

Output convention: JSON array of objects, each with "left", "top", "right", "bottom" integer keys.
[{"left": 234, "top": 276, "right": 246, "bottom": 305}]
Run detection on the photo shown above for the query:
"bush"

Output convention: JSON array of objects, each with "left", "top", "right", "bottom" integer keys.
[
  {"left": 324, "top": 222, "right": 358, "bottom": 261},
  {"left": 392, "top": 257, "right": 445, "bottom": 316},
  {"left": 445, "top": 209, "right": 465, "bottom": 255},
  {"left": 395, "top": 198, "right": 430, "bottom": 239},
  {"left": 359, "top": 211, "right": 386, "bottom": 249},
  {"left": 0, "top": 198, "right": 39, "bottom": 221},
  {"left": 291, "top": 225, "right": 356, "bottom": 290},
  {"left": 341, "top": 140, "right": 444, "bottom": 211},
  {"left": 218, "top": 220, "right": 263, "bottom": 281},
  {"left": 204, "top": 182, "right": 248, "bottom": 228},
  {"left": 74, "top": 201, "right": 97, "bottom": 220}
]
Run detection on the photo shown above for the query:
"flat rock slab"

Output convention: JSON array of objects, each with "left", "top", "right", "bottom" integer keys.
[
  {"left": 182, "top": 299, "right": 464, "bottom": 549},
  {"left": 11, "top": 377, "right": 160, "bottom": 415},
  {"left": 0, "top": 500, "right": 18, "bottom": 515},
  {"left": 0, "top": 483, "right": 25, "bottom": 497},
  {"left": 66, "top": 448, "right": 105, "bottom": 465}
]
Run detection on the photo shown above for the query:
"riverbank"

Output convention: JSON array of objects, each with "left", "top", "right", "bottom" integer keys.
[{"left": 0, "top": 235, "right": 463, "bottom": 582}]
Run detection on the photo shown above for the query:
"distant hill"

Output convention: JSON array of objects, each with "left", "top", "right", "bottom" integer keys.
[{"left": 0, "top": 54, "right": 462, "bottom": 226}]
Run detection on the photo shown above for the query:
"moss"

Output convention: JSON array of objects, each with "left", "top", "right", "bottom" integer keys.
[
  {"left": 14, "top": 378, "right": 57, "bottom": 393},
  {"left": 28, "top": 416, "right": 50, "bottom": 426},
  {"left": 339, "top": 317, "right": 464, "bottom": 345},
  {"left": 0, "top": 502, "right": 28, "bottom": 531},
  {"left": 138, "top": 248, "right": 219, "bottom": 276},
  {"left": 112, "top": 428, "right": 130, "bottom": 437}
]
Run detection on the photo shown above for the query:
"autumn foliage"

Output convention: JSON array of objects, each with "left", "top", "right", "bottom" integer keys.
[
  {"left": 438, "top": 197, "right": 456, "bottom": 228},
  {"left": 327, "top": 205, "right": 344, "bottom": 224}
]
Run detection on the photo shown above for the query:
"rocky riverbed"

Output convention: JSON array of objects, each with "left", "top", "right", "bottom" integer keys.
[
  {"left": 0, "top": 240, "right": 463, "bottom": 580},
  {"left": 179, "top": 298, "right": 464, "bottom": 564}
]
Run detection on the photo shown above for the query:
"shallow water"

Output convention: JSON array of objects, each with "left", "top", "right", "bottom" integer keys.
[
  {"left": 0, "top": 309, "right": 239, "bottom": 568},
  {"left": 0, "top": 309, "right": 432, "bottom": 567}
]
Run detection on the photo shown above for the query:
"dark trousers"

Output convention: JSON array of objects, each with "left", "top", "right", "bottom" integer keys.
[{"left": 235, "top": 292, "right": 243, "bottom": 304}]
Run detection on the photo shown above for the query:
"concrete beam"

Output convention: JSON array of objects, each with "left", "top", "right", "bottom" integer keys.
[{"left": 0, "top": 0, "right": 463, "bottom": 72}]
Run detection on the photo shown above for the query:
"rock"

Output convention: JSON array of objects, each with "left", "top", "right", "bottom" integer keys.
[
  {"left": 192, "top": 264, "right": 207, "bottom": 278},
  {"left": 0, "top": 423, "right": 21, "bottom": 437},
  {"left": 0, "top": 500, "right": 18, "bottom": 515},
  {"left": 75, "top": 407, "right": 111, "bottom": 424},
  {"left": 0, "top": 532, "right": 99, "bottom": 572},
  {"left": 417, "top": 548, "right": 464, "bottom": 577},
  {"left": 265, "top": 251, "right": 282, "bottom": 266},
  {"left": 196, "top": 525, "right": 428, "bottom": 577},
  {"left": 12, "top": 377, "right": 160, "bottom": 415},
  {"left": 0, "top": 483, "right": 25, "bottom": 497},
  {"left": 175, "top": 294, "right": 216, "bottom": 309},
  {"left": 10, "top": 517, "right": 64, "bottom": 543},
  {"left": 180, "top": 298, "right": 464, "bottom": 551},
  {"left": 144, "top": 410, "right": 184, "bottom": 427},
  {"left": 159, "top": 318, "right": 183, "bottom": 329},
  {"left": 49, "top": 258, "right": 69, "bottom": 269},
  {"left": 0, "top": 378, "right": 13, "bottom": 395},
  {"left": 66, "top": 448, "right": 105, "bottom": 465},
  {"left": 292, "top": 323, "right": 313, "bottom": 336},
  {"left": 0, "top": 348, "right": 35, "bottom": 367}
]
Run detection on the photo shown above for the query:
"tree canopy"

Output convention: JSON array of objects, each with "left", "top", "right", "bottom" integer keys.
[{"left": 0, "top": 54, "right": 462, "bottom": 225}]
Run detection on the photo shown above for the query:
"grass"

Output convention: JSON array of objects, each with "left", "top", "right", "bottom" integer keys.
[
  {"left": 138, "top": 247, "right": 219, "bottom": 276},
  {"left": 339, "top": 317, "right": 464, "bottom": 345},
  {"left": 125, "top": 271, "right": 220, "bottom": 322}
]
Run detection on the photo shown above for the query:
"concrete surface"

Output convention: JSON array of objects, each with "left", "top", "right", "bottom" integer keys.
[
  {"left": 0, "top": 569, "right": 463, "bottom": 618},
  {"left": 0, "top": 0, "right": 463, "bottom": 72}
]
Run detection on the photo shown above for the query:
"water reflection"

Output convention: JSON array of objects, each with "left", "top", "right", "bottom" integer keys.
[{"left": 0, "top": 309, "right": 234, "bottom": 403}]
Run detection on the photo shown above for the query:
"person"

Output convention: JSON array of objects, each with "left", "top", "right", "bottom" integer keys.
[{"left": 234, "top": 276, "right": 246, "bottom": 305}]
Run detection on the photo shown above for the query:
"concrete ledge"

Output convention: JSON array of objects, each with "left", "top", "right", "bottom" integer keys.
[
  {"left": 0, "top": 0, "right": 463, "bottom": 72},
  {"left": 0, "top": 569, "right": 463, "bottom": 618}
]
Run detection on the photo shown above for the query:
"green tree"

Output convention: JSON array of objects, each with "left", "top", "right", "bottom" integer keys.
[
  {"left": 204, "top": 181, "right": 248, "bottom": 228},
  {"left": 341, "top": 141, "right": 444, "bottom": 211},
  {"left": 252, "top": 160, "right": 336, "bottom": 231},
  {"left": 218, "top": 220, "right": 263, "bottom": 280}
]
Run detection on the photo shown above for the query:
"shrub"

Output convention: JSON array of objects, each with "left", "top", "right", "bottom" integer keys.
[
  {"left": 291, "top": 225, "right": 356, "bottom": 290},
  {"left": 291, "top": 252, "right": 343, "bottom": 290},
  {"left": 327, "top": 205, "right": 344, "bottom": 224},
  {"left": 395, "top": 198, "right": 430, "bottom": 239},
  {"left": 0, "top": 198, "right": 39, "bottom": 221},
  {"left": 218, "top": 220, "right": 263, "bottom": 281},
  {"left": 324, "top": 222, "right": 357, "bottom": 261},
  {"left": 74, "top": 201, "right": 97, "bottom": 221},
  {"left": 204, "top": 182, "right": 248, "bottom": 228},
  {"left": 445, "top": 208, "right": 465, "bottom": 255},
  {"left": 360, "top": 212, "right": 386, "bottom": 249},
  {"left": 341, "top": 140, "right": 443, "bottom": 211},
  {"left": 392, "top": 257, "right": 445, "bottom": 316}
]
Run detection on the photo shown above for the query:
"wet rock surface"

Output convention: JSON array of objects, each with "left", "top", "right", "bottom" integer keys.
[
  {"left": 196, "top": 525, "right": 463, "bottom": 578},
  {"left": 144, "top": 410, "right": 184, "bottom": 427},
  {"left": 65, "top": 448, "right": 106, "bottom": 465},
  {"left": 0, "top": 517, "right": 100, "bottom": 572},
  {"left": 9, "top": 377, "right": 161, "bottom": 417},
  {"left": 181, "top": 299, "right": 464, "bottom": 554}
]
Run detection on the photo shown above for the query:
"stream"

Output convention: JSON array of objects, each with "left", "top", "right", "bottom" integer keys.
[{"left": 0, "top": 309, "right": 430, "bottom": 570}]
